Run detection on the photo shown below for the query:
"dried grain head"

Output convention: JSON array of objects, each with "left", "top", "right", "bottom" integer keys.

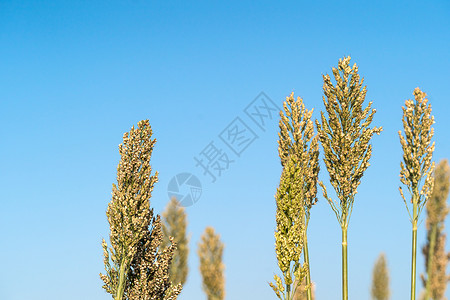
[
  {"left": 107, "top": 119, "right": 158, "bottom": 263},
  {"left": 100, "top": 120, "right": 182, "bottom": 299},
  {"left": 128, "top": 215, "right": 182, "bottom": 299},
  {"left": 398, "top": 88, "right": 435, "bottom": 219},
  {"left": 278, "top": 93, "right": 320, "bottom": 215},
  {"left": 316, "top": 56, "right": 382, "bottom": 226}
]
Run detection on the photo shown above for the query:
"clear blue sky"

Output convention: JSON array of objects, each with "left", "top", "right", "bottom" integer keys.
[{"left": 1, "top": 1, "right": 449, "bottom": 299}]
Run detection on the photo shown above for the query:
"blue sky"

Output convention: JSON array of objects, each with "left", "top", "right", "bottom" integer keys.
[{"left": 1, "top": 1, "right": 449, "bottom": 299}]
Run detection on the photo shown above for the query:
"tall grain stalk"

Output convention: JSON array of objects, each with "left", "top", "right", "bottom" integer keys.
[
  {"left": 316, "top": 56, "right": 382, "bottom": 300},
  {"left": 398, "top": 88, "right": 435, "bottom": 300},
  {"left": 278, "top": 92, "right": 319, "bottom": 300},
  {"left": 270, "top": 94, "right": 318, "bottom": 300},
  {"left": 99, "top": 120, "right": 182, "bottom": 300}
]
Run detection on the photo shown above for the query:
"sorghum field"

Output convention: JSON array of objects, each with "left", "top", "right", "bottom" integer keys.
[{"left": 1, "top": 1, "right": 449, "bottom": 299}]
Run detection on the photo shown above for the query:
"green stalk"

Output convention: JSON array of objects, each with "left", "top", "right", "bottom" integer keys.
[
  {"left": 115, "top": 259, "right": 127, "bottom": 300},
  {"left": 286, "top": 278, "right": 291, "bottom": 300},
  {"left": 411, "top": 202, "right": 418, "bottom": 300},
  {"left": 425, "top": 224, "right": 438, "bottom": 300},
  {"left": 411, "top": 225, "right": 417, "bottom": 300},
  {"left": 303, "top": 230, "right": 312, "bottom": 300},
  {"left": 342, "top": 227, "right": 348, "bottom": 300}
]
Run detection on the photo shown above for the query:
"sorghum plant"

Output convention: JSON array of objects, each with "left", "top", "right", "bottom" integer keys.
[
  {"left": 398, "top": 87, "right": 435, "bottom": 300},
  {"left": 162, "top": 197, "right": 190, "bottom": 287},
  {"left": 421, "top": 159, "right": 450, "bottom": 300},
  {"left": 277, "top": 92, "right": 319, "bottom": 300},
  {"left": 198, "top": 226, "right": 225, "bottom": 300},
  {"left": 316, "top": 56, "right": 382, "bottom": 300},
  {"left": 100, "top": 120, "right": 181, "bottom": 300},
  {"left": 371, "top": 253, "right": 390, "bottom": 300},
  {"left": 127, "top": 216, "right": 181, "bottom": 300},
  {"left": 270, "top": 154, "right": 308, "bottom": 300}
]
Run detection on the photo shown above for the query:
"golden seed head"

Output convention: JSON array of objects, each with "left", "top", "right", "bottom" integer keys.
[
  {"left": 398, "top": 87, "right": 435, "bottom": 220},
  {"left": 100, "top": 120, "right": 182, "bottom": 299},
  {"left": 316, "top": 56, "right": 382, "bottom": 226}
]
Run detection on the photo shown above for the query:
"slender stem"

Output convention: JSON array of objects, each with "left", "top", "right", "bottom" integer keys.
[
  {"left": 286, "top": 274, "right": 291, "bottom": 300},
  {"left": 425, "top": 224, "right": 438, "bottom": 300},
  {"left": 303, "top": 230, "right": 312, "bottom": 300},
  {"left": 342, "top": 228, "right": 348, "bottom": 300},
  {"left": 115, "top": 259, "right": 127, "bottom": 300},
  {"left": 411, "top": 201, "right": 418, "bottom": 300},
  {"left": 411, "top": 225, "right": 417, "bottom": 300}
]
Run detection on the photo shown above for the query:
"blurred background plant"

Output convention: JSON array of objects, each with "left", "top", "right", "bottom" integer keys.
[
  {"left": 198, "top": 226, "right": 225, "bottom": 300},
  {"left": 294, "top": 277, "right": 316, "bottom": 300},
  {"left": 162, "top": 197, "right": 190, "bottom": 293},
  {"left": 421, "top": 159, "right": 450, "bottom": 300},
  {"left": 371, "top": 253, "right": 390, "bottom": 300}
]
